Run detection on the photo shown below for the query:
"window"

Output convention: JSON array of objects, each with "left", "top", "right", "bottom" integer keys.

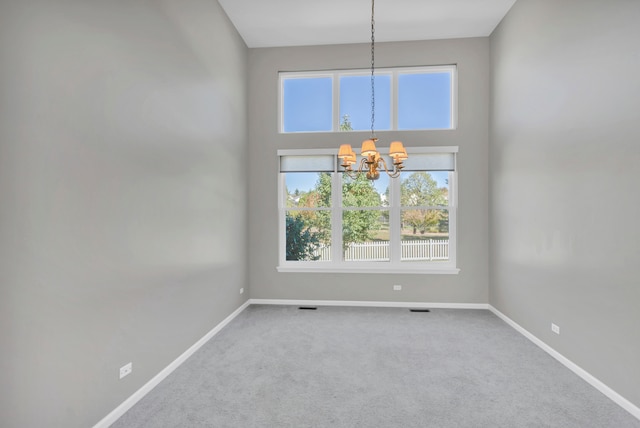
[
  {"left": 278, "top": 147, "right": 459, "bottom": 274},
  {"left": 279, "top": 66, "right": 456, "bottom": 133}
]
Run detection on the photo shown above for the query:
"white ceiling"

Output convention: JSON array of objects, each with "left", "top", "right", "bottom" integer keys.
[{"left": 218, "top": 0, "right": 517, "bottom": 48}]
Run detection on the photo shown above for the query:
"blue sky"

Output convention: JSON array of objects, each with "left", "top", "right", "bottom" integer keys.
[
  {"left": 339, "top": 75, "right": 391, "bottom": 131},
  {"left": 283, "top": 71, "right": 451, "bottom": 132}
]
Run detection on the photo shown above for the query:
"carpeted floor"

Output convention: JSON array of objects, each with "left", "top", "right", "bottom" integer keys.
[{"left": 111, "top": 305, "right": 640, "bottom": 427}]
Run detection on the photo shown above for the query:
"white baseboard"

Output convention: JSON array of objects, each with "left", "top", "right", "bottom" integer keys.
[
  {"left": 489, "top": 305, "right": 640, "bottom": 421},
  {"left": 93, "top": 299, "right": 251, "bottom": 428},
  {"left": 249, "top": 298, "right": 488, "bottom": 310}
]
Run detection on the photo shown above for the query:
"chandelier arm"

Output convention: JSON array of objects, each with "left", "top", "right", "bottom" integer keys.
[
  {"left": 343, "top": 169, "right": 359, "bottom": 180},
  {"left": 377, "top": 156, "right": 403, "bottom": 178},
  {"left": 342, "top": 157, "right": 369, "bottom": 180},
  {"left": 355, "top": 156, "right": 369, "bottom": 174}
]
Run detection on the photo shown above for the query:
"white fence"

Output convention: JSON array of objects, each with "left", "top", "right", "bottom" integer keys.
[{"left": 314, "top": 239, "right": 449, "bottom": 262}]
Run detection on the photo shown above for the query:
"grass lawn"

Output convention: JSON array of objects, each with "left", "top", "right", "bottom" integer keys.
[{"left": 370, "top": 226, "right": 448, "bottom": 241}]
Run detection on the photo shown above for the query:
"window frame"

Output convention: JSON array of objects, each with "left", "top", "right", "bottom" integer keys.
[
  {"left": 278, "top": 65, "right": 458, "bottom": 134},
  {"left": 277, "top": 146, "right": 459, "bottom": 274}
]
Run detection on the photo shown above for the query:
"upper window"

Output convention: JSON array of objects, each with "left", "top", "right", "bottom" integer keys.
[
  {"left": 280, "top": 66, "right": 456, "bottom": 133},
  {"left": 278, "top": 147, "right": 459, "bottom": 274}
]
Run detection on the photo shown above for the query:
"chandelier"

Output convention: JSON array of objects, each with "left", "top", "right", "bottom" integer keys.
[{"left": 338, "top": 0, "right": 407, "bottom": 181}]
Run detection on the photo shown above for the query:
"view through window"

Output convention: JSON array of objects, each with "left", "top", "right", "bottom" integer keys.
[
  {"left": 280, "top": 65, "right": 456, "bottom": 133},
  {"left": 279, "top": 149, "right": 458, "bottom": 272}
]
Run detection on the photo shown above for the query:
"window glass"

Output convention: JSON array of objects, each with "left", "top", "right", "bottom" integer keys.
[
  {"left": 342, "top": 174, "right": 388, "bottom": 208},
  {"left": 341, "top": 174, "right": 390, "bottom": 262},
  {"left": 339, "top": 75, "right": 391, "bottom": 131},
  {"left": 286, "top": 212, "right": 331, "bottom": 261},
  {"left": 400, "top": 171, "right": 449, "bottom": 208},
  {"left": 285, "top": 172, "right": 331, "bottom": 208},
  {"left": 398, "top": 72, "right": 451, "bottom": 129},
  {"left": 284, "top": 172, "right": 332, "bottom": 262},
  {"left": 282, "top": 77, "right": 332, "bottom": 132},
  {"left": 401, "top": 209, "right": 449, "bottom": 262},
  {"left": 399, "top": 171, "right": 450, "bottom": 263},
  {"left": 343, "top": 210, "right": 390, "bottom": 262}
]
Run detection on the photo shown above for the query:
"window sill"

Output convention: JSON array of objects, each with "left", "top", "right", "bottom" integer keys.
[{"left": 276, "top": 265, "right": 460, "bottom": 275}]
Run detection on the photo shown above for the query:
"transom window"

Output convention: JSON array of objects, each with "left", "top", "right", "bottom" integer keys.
[
  {"left": 279, "top": 65, "right": 457, "bottom": 133},
  {"left": 277, "top": 147, "right": 459, "bottom": 274}
]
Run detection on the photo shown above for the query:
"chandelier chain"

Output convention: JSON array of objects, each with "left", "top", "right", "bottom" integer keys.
[
  {"left": 337, "top": 0, "right": 406, "bottom": 182},
  {"left": 370, "top": 0, "right": 375, "bottom": 138}
]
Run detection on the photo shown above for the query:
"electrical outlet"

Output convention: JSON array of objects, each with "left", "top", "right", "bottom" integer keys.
[
  {"left": 551, "top": 323, "right": 560, "bottom": 335},
  {"left": 393, "top": 285, "right": 402, "bottom": 291},
  {"left": 120, "top": 362, "right": 132, "bottom": 379},
  {"left": 239, "top": 288, "right": 244, "bottom": 294}
]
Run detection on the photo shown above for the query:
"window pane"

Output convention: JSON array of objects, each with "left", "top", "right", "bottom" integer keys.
[
  {"left": 286, "top": 212, "right": 331, "bottom": 261},
  {"left": 342, "top": 209, "right": 389, "bottom": 261},
  {"left": 283, "top": 77, "right": 332, "bottom": 132},
  {"left": 342, "top": 174, "right": 388, "bottom": 208},
  {"left": 401, "top": 209, "right": 449, "bottom": 262},
  {"left": 398, "top": 72, "right": 451, "bottom": 130},
  {"left": 285, "top": 172, "right": 332, "bottom": 208},
  {"left": 400, "top": 171, "right": 449, "bottom": 207},
  {"left": 339, "top": 74, "right": 391, "bottom": 131}
]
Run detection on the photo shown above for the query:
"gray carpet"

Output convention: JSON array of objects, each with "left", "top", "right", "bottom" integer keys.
[{"left": 111, "top": 305, "right": 640, "bottom": 428}]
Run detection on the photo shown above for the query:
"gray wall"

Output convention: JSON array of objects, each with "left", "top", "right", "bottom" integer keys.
[
  {"left": 248, "top": 39, "right": 489, "bottom": 303},
  {"left": 490, "top": 0, "right": 640, "bottom": 409},
  {"left": 0, "top": 1, "right": 248, "bottom": 427}
]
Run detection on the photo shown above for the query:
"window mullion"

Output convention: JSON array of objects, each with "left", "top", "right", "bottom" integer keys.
[
  {"left": 333, "top": 72, "right": 340, "bottom": 131},
  {"left": 278, "top": 173, "right": 286, "bottom": 265},
  {"left": 389, "top": 174, "right": 402, "bottom": 263},
  {"left": 331, "top": 171, "right": 343, "bottom": 265},
  {"left": 451, "top": 66, "right": 458, "bottom": 129},
  {"left": 448, "top": 206, "right": 457, "bottom": 267},
  {"left": 448, "top": 168, "right": 457, "bottom": 266}
]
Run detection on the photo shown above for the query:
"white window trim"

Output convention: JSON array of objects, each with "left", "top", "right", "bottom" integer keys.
[
  {"left": 277, "top": 146, "right": 460, "bottom": 274},
  {"left": 278, "top": 65, "right": 457, "bottom": 134}
]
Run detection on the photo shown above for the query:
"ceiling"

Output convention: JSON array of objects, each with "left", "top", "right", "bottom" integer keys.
[{"left": 217, "top": 0, "right": 517, "bottom": 48}]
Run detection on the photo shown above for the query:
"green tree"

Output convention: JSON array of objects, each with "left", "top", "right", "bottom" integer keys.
[
  {"left": 306, "top": 173, "right": 332, "bottom": 242},
  {"left": 311, "top": 172, "right": 382, "bottom": 247},
  {"left": 340, "top": 114, "right": 353, "bottom": 131},
  {"left": 400, "top": 172, "right": 447, "bottom": 235},
  {"left": 285, "top": 214, "right": 322, "bottom": 261},
  {"left": 341, "top": 175, "right": 382, "bottom": 246}
]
